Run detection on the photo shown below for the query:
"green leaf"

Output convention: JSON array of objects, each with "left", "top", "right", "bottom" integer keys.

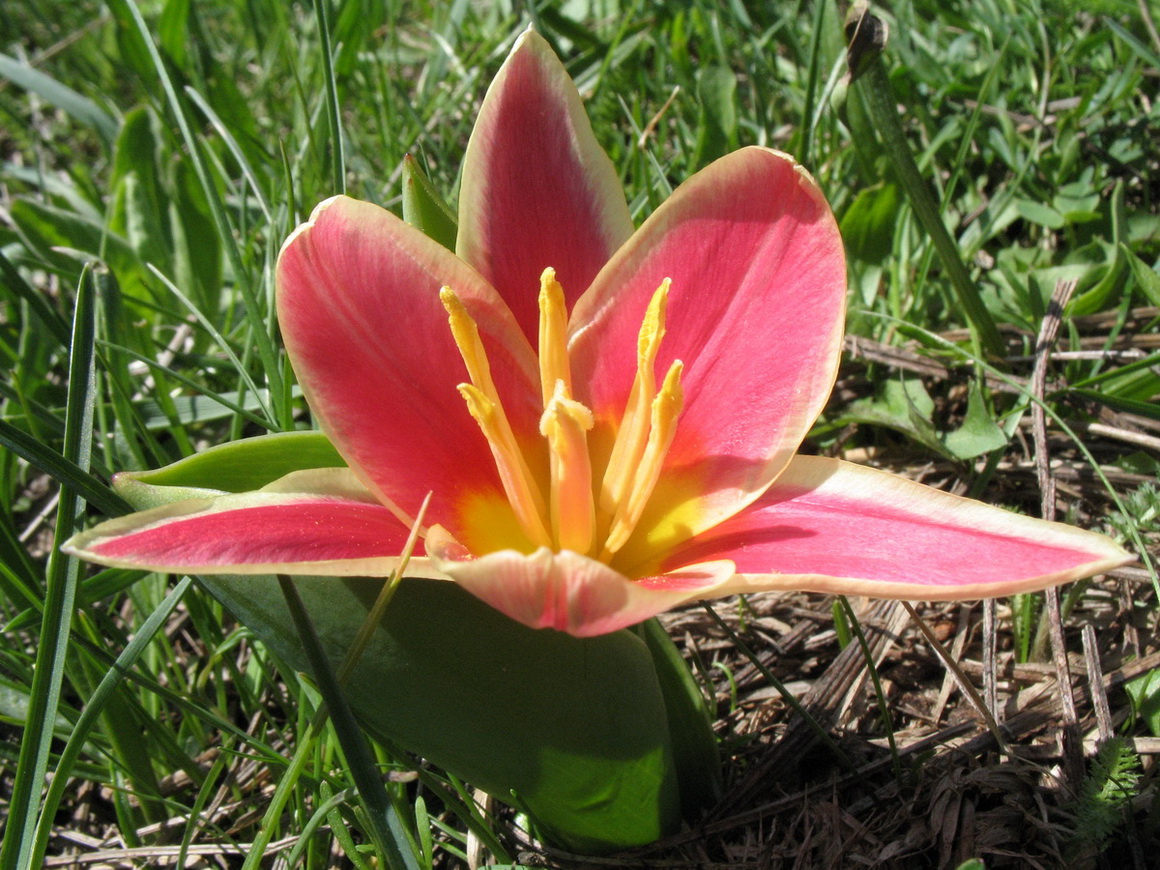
[
  {"left": 0, "top": 418, "right": 130, "bottom": 518},
  {"left": 1070, "top": 387, "right": 1160, "bottom": 421},
  {"left": 109, "top": 107, "right": 171, "bottom": 273},
  {"left": 1070, "top": 180, "right": 1127, "bottom": 316},
  {"left": 942, "top": 382, "right": 1008, "bottom": 459},
  {"left": 9, "top": 199, "right": 153, "bottom": 301},
  {"left": 0, "top": 52, "right": 117, "bottom": 145},
  {"left": 401, "top": 155, "right": 458, "bottom": 251},
  {"left": 1126, "top": 667, "right": 1160, "bottom": 736},
  {"left": 0, "top": 247, "right": 71, "bottom": 347},
  {"left": 27, "top": 577, "right": 195, "bottom": 868},
  {"left": 1014, "top": 198, "right": 1065, "bottom": 229},
  {"left": 1122, "top": 244, "right": 1160, "bottom": 308},
  {"left": 841, "top": 182, "right": 902, "bottom": 304},
  {"left": 691, "top": 65, "right": 738, "bottom": 169},
  {"left": 115, "top": 431, "right": 344, "bottom": 499},
  {"left": 637, "top": 618, "right": 722, "bottom": 818},
  {"left": 1, "top": 268, "right": 99, "bottom": 869},
  {"left": 209, "top": 575, "right": 680, "bottom": 854},
  {"left": 841, "top": 182, "right": 902, "bottom": 265},
  {"left": 278, "top": 576, "right": 421, "bottom": 870},
  {"left": 112, "top": 434, "right": 684, "bottom": 853},
  {"left": 855, "top": 378, "right": 942, "bottom": 454},
  {"left": 157, "top": 0, "right": 192, "bottom": 70},
  {"left": 844, "top": 378, "right": 1006, "bottom": 461},
  {"left": 170, "top": 157, "right": 223, "bottom": 312},
  {"left": 0, "top": 678, "right": 75, "bottom": 736}
]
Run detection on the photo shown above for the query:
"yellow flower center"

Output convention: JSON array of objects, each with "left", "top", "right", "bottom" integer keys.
[{"left": 441, "top": 268, "right": 684, "bottom": 562}]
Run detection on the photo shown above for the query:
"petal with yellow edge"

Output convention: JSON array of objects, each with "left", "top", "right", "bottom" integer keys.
[
  {"left": 569, "top": 147, "right": 847, "bottom": 569},
  {"left": 658, "top": 455, "right": 1134, "bottom": 599},
  {"left": 426, "top": 523, "right": 736, "bottom": 637},
  {"left": 457, "top": 28, "right": 633, "bottom": 337},
  {"left": 63, "top": 469, "right": 442, "bottom": 579},
  {"left": 277, "top": 195, "right": 542, "bottom": 540}
]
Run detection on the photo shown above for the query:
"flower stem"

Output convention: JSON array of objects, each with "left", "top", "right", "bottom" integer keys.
[{"left": 849, "top": 8, "right": 1006, "bottom": 359}]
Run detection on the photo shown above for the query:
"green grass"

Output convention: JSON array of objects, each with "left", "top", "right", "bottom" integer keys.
[{"left": 1, "top": 0, "right": 1158, "bottom": 865}]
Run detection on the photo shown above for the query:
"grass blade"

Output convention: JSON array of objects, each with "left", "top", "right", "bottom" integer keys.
[
  {"left": 277, "top": 575, "right": 420, "bottom": 870},
  {"left": 0, "top": 51, "right": 117, "bottom": 145},
  {"left": 28, "top": 577, "right": 194, "bottom": 868},
  {"left": 0, "top": 266, "right": 97, "bottom": 870}
]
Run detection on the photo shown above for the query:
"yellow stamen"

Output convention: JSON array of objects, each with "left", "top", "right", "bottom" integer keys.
[
  {"left": 538, "top": 268, "right": 572, "bottom": 408},
  {"left": 600, "top": 360, "right": 684, "bottom": 559},
  {"left": 539, "top": 379, "right": 595, "bottom": 553},
  {"left": 457, "top": 384, "right": 552, "bottom": 548},
  {"left": 598, "top": 279, "right": 671, "bottom": 528},
  {"left": 442, "top": 286, "right": 551, "bottom": 549},
  {"left": 440, "top": 287, "right": 501, "bottom": 399},
  {"left": 443, "top": 272, "right": 686, "bottom": 564}
]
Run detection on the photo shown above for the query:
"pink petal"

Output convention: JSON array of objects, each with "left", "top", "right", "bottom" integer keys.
[
  {"left": 570, "top": 148, "right": 847, "bottom": 565},
  {"left": 63, "top": 483, "right": 443, "bottom": 579},
  {"left": 426, "top": 525, "right": 734, "bottom": 636},
  {"left": 457, "top": 28, "right": 634, "bottom": 340},
  {"left": 276, "top": 196, "right": 543, "bottom": 546},
  {"left": 659, "top": 455, "right": 1133, "bottom": 599}
]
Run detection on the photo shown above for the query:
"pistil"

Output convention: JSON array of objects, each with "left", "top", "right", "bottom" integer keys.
[
  {"left": 540, "top": 380, "right": 595, "bottom": 553},
  {"left": 537, "top": 268, "right": 572, "bottom": 407}
]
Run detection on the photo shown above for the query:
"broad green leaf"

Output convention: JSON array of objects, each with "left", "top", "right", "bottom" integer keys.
[
  {"left": 0, "top": 418, "right": 130, "bottom": 518},
  {"left": 207, "top": 575, "right": 680, "bottom": 853},
  {"left": 401, "top": 155, "right": 458, "bottom": 251},
  {"left": 691, "top": 65, "right": 738, "bottom": 169},
  {"left": 1070, "top": 180, "right": 1127, "bottom": 316},
  {"left": 844, "top": 378, "right": 1006, "bottom": 461},
  {"left": 9, "top": 199, "right": 153, "bottom": 301},
  {"left": 841, "top": 182, "right": 902, "bottom": 264},
  {"left": 109, "top": 107, "right": 171, "bottom": 273},
  {"left": 844, "top": 378, "right": 941, "bottom": 455},
  {"left": 0, "top": 248, "right": 71, "bottom": 347},
  {"left": 637, "top": 617, "right": 722, "bottom": 818},
  {"left": 942, "top": 382, "right": 1008, "bottom": 459},
  {"left": 0, "top": 678, "right": 75, "bottom": 737},
  {"left": 1014, "top": 199, "right": 1065, "bottom": 230},
  {"left": 1126, "top": 667, "right": 1160, "bottom": 737},
  {"left": 170, "top": 158, "right": 223, "bottom": 313},
  {"left": 117, "top": 431, "right": 344, "bottom": 495},
  {"left": 114, "top": 174, "right": 172, "bottom": 274},
  {"left": 1122, "top": 244, "right": 1160, "bottom": 308},
  {"left": 112, "top": 432, "right": 687, "bottom": 852},
  {"left": 841, "top": 182, "right": 901, "bottom": 305},
  {"left": 158, "top": 0, "right": 192, "bottom": 70}
]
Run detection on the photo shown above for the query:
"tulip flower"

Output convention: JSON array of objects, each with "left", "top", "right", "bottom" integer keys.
[{"left": 65, "top": 29, "right": 1131, "bottom": 638}]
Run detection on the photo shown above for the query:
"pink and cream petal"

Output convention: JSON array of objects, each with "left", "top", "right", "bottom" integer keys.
[
  {"left": 426, "top": 524, "right": 735, "bottom": 636},
  {"left": 277, "top": 195, "right": 543, "bottom": 539},
  {"left": 457, "top": 28, "right": 634, "bottom": 338},
  {"left": 570, "top": 147, "right": 847, "bottom": 566},
  {"left": 62, "top": 489, "right": 443, "bottom": 579},
  {"left": 656, "top": 455, "right": 1133, "bottom": 599},
  {"left": 258, "top": 467, "right": 380, "bottom": 502}
]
